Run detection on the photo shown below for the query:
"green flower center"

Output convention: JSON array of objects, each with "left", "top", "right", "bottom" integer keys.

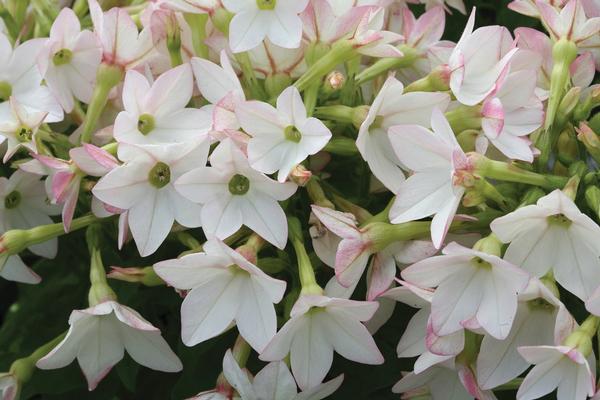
[
  {"left": 0, "top": 81, "right": 12, "bottom": 102},
  {"left": 228, "top": 174, "right": 250, "bottom": 195},
  {"left": 284, "top": 125, "right": 302, "bottom": 143},
  {"left": 4, "top": 190, "right": 21, "bottom": 209},
  {"left": 547, "top": 213, "right": 572, "bottom": 227},
  {"left": 137, "top": 114, "right": 155, "bottom": 135},
  {"left": 15, "top": 125, "right": 33, "bottom": 143},
  {"left": 52, "top": 48, "right": 73, "bottom": 66},
  {"left": 471, "top": 257, "right": 492, "bottom": 270},
  {"left": 148, "top": 162, "right": 171, "bottom": 189},
  {"left": 371, "top": 115, "right": 384, "bottom": 130},
  {"left": 256, "top": 0, "right": 276, "bottom": 10}
]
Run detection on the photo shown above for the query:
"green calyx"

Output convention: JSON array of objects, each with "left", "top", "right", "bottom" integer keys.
[
  {"left": 284, "top": 125, "right": 302, "bottom": 143},
  {"left": 15, "top": 125, "right": 33, "bottom": 143},
  {"left": 4, "top": 190, "right": 21, "bottom": 209},
  {"left": 148, "top": 162, "right": 171, "bottom": 189},
  {"left": 0, "top": 81, "right": 12, "bottom": 101},
  {"left": 228, "top": 174, "right": 250, "bottom": 195},
  {"left": 137, "top": 114, "right": 155, "bottom": 135},
  {"left": 256, "top": 0, "right": 276, "bottom": 10},
  {"left": 52, "top": 48, "right": 73, "bottom": 66}
]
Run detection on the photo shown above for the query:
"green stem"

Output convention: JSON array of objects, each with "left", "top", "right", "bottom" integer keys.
[
  {"left": 294, "top": 40, "right": 356, "bottom": 92},
  {"left": 184, "top": 13, "right": 209, "bottom": 58},
  {"left": 87, "top": 225, "right": 117, "bottom": 305},
  {"left": 288, "top": 217, "right": 322, "bottom": 295},
  {"left": 473, "top": 156, "right": 568, "bottom": 189},
  {"left": 355, "top": 46, "right": 419, "bottom": 85},
  {"left": 10, "top": 331, "right": 67, "bottom": 383}
]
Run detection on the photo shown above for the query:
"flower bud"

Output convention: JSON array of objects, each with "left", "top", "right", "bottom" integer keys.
[
  {"left": 107, "top": 266, "right": 165, "bottom": 286},
  {"left": 323, "top": 137, "right": 359, "bottom": 156},
  {"left": 557, "top": 127, "right": 579, "bottom": 164},
  {"left": 576, "top": 122, "right": 600, "bottom": 164},
  {"left": 585, "top": 186, "right": 600, "bottom": 220}
]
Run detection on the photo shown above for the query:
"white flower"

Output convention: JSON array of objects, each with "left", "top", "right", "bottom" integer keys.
[
  {"left": 388, "top": 108, "right": 469, "bottom": 249},
  {"left": 154, "top": 238, "right": 286, "bottom": 352},
  {"left": 401, "top": 242, "right": 530, "bottom": 339},
  {"left": 392, "top": 360, "right": 472, "bottom": 400},
  {"left": 37, "top": 8, "right": 102, "bottom": 113},
  {"left": 222, "top": 0, "right": 309, "bottom": 52},
  {"left": 92, "top": 140, "right": 209, "bottom": 256},
  {"left": 237, "top": 86, "right": 331, "bottom": 182},
  {"left": 260, "top": 294, "right": 384, "bottom": 390},
  {"left": 175, "top": 139, "right": 297, "bottom": 249},
  {"left": 491, "top": 189, "right": 600, "bottom": 300},
  {"left": 357, "top": 75, "right": 450, "bottom": 193},
  {"left": 37, "top": 300, "right": 182, "bottom": 390},
  {"left": 0, "top": 32, "right": 63, "bottom": 122},
  {"left": 517, "top": 345, "right": 596, "bottom": 400},
  {"left": 0, "top": 98, "right": 47, "bottom": 162},
  {"left": 0, "top": 373, "right": 18, "bottom": 400},
  {"left": 114, "top": 64, "right": 211, "bottom": 146}
]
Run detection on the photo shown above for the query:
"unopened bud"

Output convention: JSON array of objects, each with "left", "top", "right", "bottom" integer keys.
[
  {"left": 323, "top": 137, "right": 359, "bottom": 156},
  {"left": 472, "top": 234, "right": 503, "bottom": 257},
  {"left": 462, "top": 189, "right": 485, "bottom": 208},
  {"left": 585, "top": 186, "right": 600, "bottom": 220},
  {"left": 576, "top": 122, "right": 600, "bottom": 164},
  {"left": 555, "top": 86, "right": 581, "bottom": 130},
  {"left": 289, "top": 164, "right": 312, "bottom": 186},
  {"left": 108, "top": 266, "right": 165, "bottom": 286},
  {"left": 557, "top": 127, "right": 579, "bottom": 164},
  {"left": 325, "top": 71, "right": 345, "bottom": 91}
]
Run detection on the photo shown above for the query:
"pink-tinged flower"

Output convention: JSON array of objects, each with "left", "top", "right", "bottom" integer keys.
[
  {"left": 402, "top": 242, "right": 530, "bottom": 339},
  {"left": 477, "top": 278, "right": 577, "bottom": 390},
  {"left": 222, "top": 0, "right": 309, "bottom": 53},
  {"left": 0, "top": 373, "right": 18, "bottom": 400},
  {"left": 36, "top": 300, "right": 182, "bottom": 390},
  {"left": 448, "top": 9, "right": 518, "bottom": 106},
  {"left": 537, "top": 0, "right": 600, "bottom": 43},
  {"left": 478, "top": 68, "right": 544, "bottom": 162},
  {"left": 88, "top": 0, "right": 156, "bottom": 69},
  {"left": 247, "top": 40, "right": 307, "bottom": 79},
  {"left": 0, "top": 32, "right": 63, "bottom": 123},
  {"left": 161, "top": 0, "right": 220, "bottom": 14},
  {"left": 237, "top": 86, "right": 331, "bottom": 182},
  {"left": 509, "top": 0, "right": 565, "bottom": 17},
  {"left": 311, "top": 205, "right": 436, "bottom": 299},
  {"left": 517, "top": 345, "right": 596, "bottom": 400},
  {"left": 388, "top": 109, "right": 470, "bottom": 249},
  {"left": 37, "top": 8, "right": 102, "bottom": 113},
  {"left": 491, "top": 189, "right": 600, "bottom": 300},
  {"left": 357, "top": 75, "right": 450, "bottom": 193},
  {"left": 260, "top": 294, "right": 384, "bottom": 390},
  {"left": 154, "top": 238, "right": 286, "bottom": 352},
  {"left": 175, "top": 139, "right": 297, "bottom": 249},
  {"left": 515, "top": 28, "right": 595, "bottom": 98},
  {"left": 392, "top": 360, "right": 472, "bottom": 400},
  {"left": 222, "top": 349, "right": 344, "bottom": 400},
  {"left": 0, "top": 170, "right": 60, "bottom": 258},
  {"left": 36, "top": 144, "right": 118, "bottom": 231},
  {"left": 0, "top": 254, "right": 41, "bottom": 284},
  {"left": 93, "top": 140, "right": 209, "bottom": 256},
  {"left": 114, "top": 64, "right": 211, "bottom": 146},
  {"left": 0, "top": 98, "right": 47, "bottom": 162},
  {"left": 191, "top": 51, "right": 245, "bottom": 141}
]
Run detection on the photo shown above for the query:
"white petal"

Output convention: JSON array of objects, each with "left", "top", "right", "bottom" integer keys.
[
  {"left": 235, "top": 279, "right": 278, "bottom": 352},
  {"left": 290, "top": 315, "right": 333, "bottom": 391},
  {"left": 121, "top": 326, "right": 182, "bottom": 372}
]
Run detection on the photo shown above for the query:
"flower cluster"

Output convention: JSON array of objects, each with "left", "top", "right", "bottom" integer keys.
[{"left": 0, "top": 0, "right": 600, "bottom": 399}]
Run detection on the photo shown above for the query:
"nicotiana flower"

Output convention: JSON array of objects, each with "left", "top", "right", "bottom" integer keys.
[
  {"left": 36, "top": 300, "right": 182, "bottom": 390},
  {"left": 114, "top": 64, "right": 211, "bottom": 146},
  {"left": 260, "top": 294, "right": 384, "bottom": 391},
  {"left": 0, "top": 372, "right": 18, "bottom": 400},
  {"left": 517, "top": 345, "right": 596, "bottom": 400},
  {"left": 0, "top": 32, "right": 63, "bottom": 123},
  {"left": 387, "top": 108, "right": 470, "bottom": 249},
  {"left": 222, "top": 0, "right": 309, "bottom": 53},
  {"left": 401, "top": 241, "right": 530, "bottom": 339},
  {"left": 392, "top": 360, "right": 473, "bottom": 400},
  {"left": 237, "top": 86, "right": 331, "bottom": 182},
  {"left": 161, "top": 0, "right": 221, "bottom": 14},
  {"left": 222, "top": 349, "right": 344, "bottom": 400},
  {"left": 0, "top": 98, "right": 47, "bottom": 162},
  {"left": 88, "top": 0, "right": 155, "bottom": 69},
  {"left": 477, "top": 278, "right": 577, "bottom": 390},
  {"left": 357, "top": 75, "right": 450, "bottom": 193},
  {"left": 0, "top": 254, "right": 41, "bottom": 284},
  {"left": 154, "top": 238, "right": 286, "bottom": 352},
  {"left": 508, "top": 0, "right": 564, "bottom": 18},
  {"left": 175, "top": 139, "right": 297, "bottom": 249},
  {"left": 536, "top": 0, "right": 600, "bottom": 44},
  {"left": 37, "top": 7, "right": 102, "bottom": 113},
  {"left": 448, "top": 9, "right": 518, "bottom": 106},
  {"left": 92, "top": 140, "right": 209, "bottom": 256},
  {"left": 490, "top": 189, "right": 600, "bottom": 300}
]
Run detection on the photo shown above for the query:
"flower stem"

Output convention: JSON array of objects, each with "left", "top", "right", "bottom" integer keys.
[
  {"left": 288, "top": 216, "right": 322, "bottom": 295},
  {"left": 10, "top": 331, "right": 67, "bottom": 383},
  {"left": 294, "top": 40, "right": 356, "bottom": 92},
  {"left": 355, "top": 46, "right": 418, "bottom": 85},
  {"left": 87, "top": 224, "right": 117, "bottom": 305}
]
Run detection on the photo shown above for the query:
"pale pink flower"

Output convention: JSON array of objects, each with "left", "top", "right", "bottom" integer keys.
[
  {"left": 114, "top": 64, "right": 211, "bottom": 146},
  {"left": 247, "top": 40, "right": 307, "bottom": 79},
  {"left": 537, "top": 0, "right": 600, "bottom": 43},
  {"left": 154, "top": 239, "right": 286, "bottom": 352},
  {"left": 37, "top": 8, "right": 102, "bottom": 113},
  {"left": 222, "top": 0, "right": 309, "bottom": 53},
  {"left": 388, "top": 109, "right": 470, "bottom": 249},
  {"left": 93, "top": 140, "right": 209, "bottom": 256},
  {"left": 357, "top": 75, "right": 450, "bottom": 193},
  {"left": 175, "top": 139, "right": 297, "bottom": 249},
  {"left": 509, "top": 0, "right": 565, "bottom": 17},
  {"left": 37, "top": 300, "right": 182, "bottom": 390},
  {"left": 260, "top": 294, "right": 384, "bottom": 390},
  {"left": 0, "top": 254, "right": 40, "bottom": 284},
  {"left": 392, "top": 360, "right": 472, "bottom": 400},
  {"left": 402, "top": 242, "right": 530, "bottom": 339},
  {"left": 448, "top": 9, "right": 518, "bottom": 106},
  {"left": 0, "top": 98, "right": 47, "bottom": 162},
  {"left": 237, "top": 86, "right": 331, "bottom": 182},
  {"left": 161, "top": 0, "right": 220, "bottom": 14},
  {"left": 491, "top": 189, "right": 600, "bottom": 300}
]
